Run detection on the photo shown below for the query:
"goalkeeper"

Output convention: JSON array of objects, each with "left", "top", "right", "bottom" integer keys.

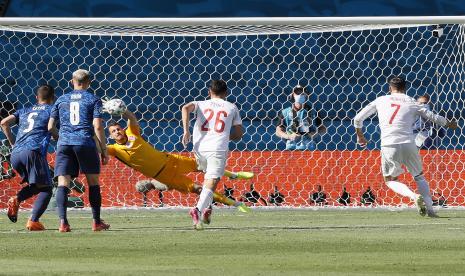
[{"left": 104, "top": 106, "right": 252, "bottom": 212}]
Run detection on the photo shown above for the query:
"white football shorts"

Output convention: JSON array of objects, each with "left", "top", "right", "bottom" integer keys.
[
  {"left": 381, "top": 142, "right": 423, "bottom": 177},
  {"left": 194, "top": 151, "right": 227, "bottom": 179}
]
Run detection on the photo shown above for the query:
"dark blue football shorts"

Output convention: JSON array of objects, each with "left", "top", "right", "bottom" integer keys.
[
  {"left": 54, "top": 145, "right": 100, "bottom": 178},
  {"left": 11, "top": 149, "right": 51, "bottom": 186}
]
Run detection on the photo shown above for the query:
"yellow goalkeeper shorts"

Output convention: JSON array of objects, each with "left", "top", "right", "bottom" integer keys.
[{"left": 155, "top": 153, "right": 198, "bottom": 194}]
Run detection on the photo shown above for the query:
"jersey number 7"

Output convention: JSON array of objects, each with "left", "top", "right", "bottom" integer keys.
[{"left": 389, "top": 103, "right": 401, "bottom": 124}]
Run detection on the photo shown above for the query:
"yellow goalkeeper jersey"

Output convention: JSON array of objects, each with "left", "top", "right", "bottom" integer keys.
[{"left": 107, "top": 125, "right": 168, "bottom": 178}]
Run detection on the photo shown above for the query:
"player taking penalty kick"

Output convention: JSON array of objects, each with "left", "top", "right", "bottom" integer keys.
[
  {"left": 354, "top": 76, "right": 457, "bottom": 217},
  {"left": 182, "top": 79, "right": 243, "bottom": 230},
  {"left": 105, "top": 108, "right": 252, "bottom": 211}
]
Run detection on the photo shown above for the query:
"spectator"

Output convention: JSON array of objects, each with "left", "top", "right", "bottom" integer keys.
[
  {"left": 360, "top": 186, "right": 376, "bottom": 205},
  {"left": 242, "top": 183, "right": 267, "bottom": 206},
  {"left": 268, "top": 185, "right": 285, "bottom": 206},
  {"left": 309, "top": 185, "right": 327, "bottom": 205},
  {"left": 337, "top": 186, "right": 351, "bottom": 206},
  {"left": 432, "top": 190, "right": 447, "bottom": 207},
  {"left": 224, "top": 185, "right": 235, "bottom": 201},
  {"left": 413, "top": 95, "right": 446, "bottom": 149},
  {"left": 276, "top": 85, "right": 325, "bottom": 150}
]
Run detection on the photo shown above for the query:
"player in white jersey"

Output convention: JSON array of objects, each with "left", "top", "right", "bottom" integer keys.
[
  {"left": 182, "top": 80, "right": 243, "bottom": 230},
  {"left": 353, "top": 76, "right": 457, "bottom": 217}
]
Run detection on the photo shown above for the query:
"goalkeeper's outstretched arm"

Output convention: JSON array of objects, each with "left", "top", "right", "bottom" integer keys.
[{"left": 122, "top": 109, "right": 140, "bottom": 135}]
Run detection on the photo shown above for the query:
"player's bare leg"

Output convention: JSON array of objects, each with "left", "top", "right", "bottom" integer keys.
[
  {"left": 190, "top": 178, "right": 219, "bottom": 230},
  {"left": 191, "top": 182, "right": 250, "bottom": 213}
]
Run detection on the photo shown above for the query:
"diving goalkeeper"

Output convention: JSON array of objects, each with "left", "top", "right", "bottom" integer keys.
[{"left": 105, "top": 108, "right": 252, "bottom": 212}]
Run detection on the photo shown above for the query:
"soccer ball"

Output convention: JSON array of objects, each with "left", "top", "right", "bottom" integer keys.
[{"left": 103, "top": 98, "right": 127, "bottom": 115}]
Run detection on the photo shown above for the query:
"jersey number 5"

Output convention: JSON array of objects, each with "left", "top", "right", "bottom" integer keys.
[
  {"left": 389, "top": 103, "right": 401, "bottom": 124},
  {"left": 23, "top": 112, "right": 38, "bottom": 133},
  {"left": 201, "top": 109, "right": 228, "bottom": 133}
]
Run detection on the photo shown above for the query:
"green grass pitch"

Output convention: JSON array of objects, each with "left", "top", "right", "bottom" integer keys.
[{"left": 1, "top": 209, "right": 465, "bottom": 275}]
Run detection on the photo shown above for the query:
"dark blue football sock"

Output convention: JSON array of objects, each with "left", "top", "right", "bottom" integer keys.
[
  {"left": 31, "top": 187, "right": 53, "bottom": 222},
  {"left": 16, "top": 185, "right": 39, "bottom": 202},
  {"left": 88, "top": 185, "right": 101, "bottom": 224},
  {"left": 56, "top": 186, "right": 69, "bottom": 225}
]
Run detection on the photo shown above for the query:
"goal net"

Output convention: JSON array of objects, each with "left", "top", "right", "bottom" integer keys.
[{"left": 0, "top": 17, "right": 464, "bottom": 209}]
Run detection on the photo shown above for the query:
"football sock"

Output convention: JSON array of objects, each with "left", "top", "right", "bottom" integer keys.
[
  {"left": 223, "top": 170, "right": 236, "bottom": 179},
  {"left": 31, "top": 187, "right": 53, "bottom": 222},
  {"left": 196, "top": 188, "right": 214, "bottom": 212},
  {"left": 386, "top": 181, "right": 416, "bottom": 200},
  {"left": 89, "top": 185, "right": 102, "bottom": 224},
  {"left": 16, "top": 185, "right": 40, "bottom": 202},
  {"left": 414, "top": 175, "right": 434, "bottom": 211},
  {"left": 213, "top": 192, "right": 235, "bottom": 206},
  {"left": 56, "top": 186, "right": 69, "bottom": 225}
]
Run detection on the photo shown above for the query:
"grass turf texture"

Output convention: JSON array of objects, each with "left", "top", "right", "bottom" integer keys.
[{"left": 1, "top": 209, "right": 465, "bottom": 275}]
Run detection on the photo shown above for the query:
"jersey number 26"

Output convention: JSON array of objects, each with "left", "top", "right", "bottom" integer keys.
[{"left": 201, "top": 109, "right": 227, "bottom": 133}]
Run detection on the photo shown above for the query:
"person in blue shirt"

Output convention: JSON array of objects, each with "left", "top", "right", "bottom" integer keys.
[
  {"left": 48, "top": 69, "right": 109, "bottom": 232},
  {"left": 0, "top": 85, "right": 56, "bottom": 231},
  {"left": 413, "top": 94, "right": 446, "bottom": 149},
  {"left": 276, "top": 85, "right": 326, "bottom": 150}
]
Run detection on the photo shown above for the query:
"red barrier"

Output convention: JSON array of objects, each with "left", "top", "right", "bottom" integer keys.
[{"left": 1, "top": 150, "right": 464, "bottom": 208}]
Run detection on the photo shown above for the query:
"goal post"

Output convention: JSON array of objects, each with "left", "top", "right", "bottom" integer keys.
[{"left": 0, "top": 17, "right": 464, "bottom": 208}]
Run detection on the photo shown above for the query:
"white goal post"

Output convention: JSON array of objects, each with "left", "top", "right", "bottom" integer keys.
[{"left": 0, "top": 16, "right": 463, "bottom": 208}]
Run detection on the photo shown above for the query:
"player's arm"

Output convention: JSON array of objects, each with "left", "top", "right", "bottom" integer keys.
[
  {"left": 353, "top": 100, "right": 377, "bottom": 147},
  {"left": 48, "top": 101, "right": 59, "bottom": 139},
  {"left": 0, "top": 114, "right": 17, "bottom": 147},
  {"left": 95, "top": 137, "right": 116, "bottom": 157},
  {"left": 122, "top": 109, "right": 140, "bottom": 135},
  {"left": 93, "top": 98, "right": 109, "bottom": 165},
  {"left": 93, "top": 118, "right": 108, "bottom": 165},
  {"left": 49, "top": 126, "right": 59, "bottom": 141},
  {"left": 417, "top": 106, "right": 458, "bottom": 130},
  {"left": 230, "top": 105, "right": 243, "bottom": 141},
  {"left": 181, "top": 102, "right": 196, "bottom": 148},
  {"left": 230, "top": 125, "right": 243, "bottom": 141}
]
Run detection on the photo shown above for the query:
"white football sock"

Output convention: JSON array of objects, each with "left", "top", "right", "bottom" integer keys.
[
  {"left": 414, "top": 175, "right": 434, "bottom": 211},
  {"left": 196, "top": 188, "right": 214, "bottom": 212},
  {"left": 386, "top": 181, "right": 417, "bottom": 200}
]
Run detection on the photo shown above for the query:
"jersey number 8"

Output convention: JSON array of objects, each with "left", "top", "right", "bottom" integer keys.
[{"left": 70, "top": 102, "right": 80, "bottom": 125}]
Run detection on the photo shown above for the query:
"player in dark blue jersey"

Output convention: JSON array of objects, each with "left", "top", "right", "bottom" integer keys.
[
  {"left": 0, "top": 85, "right": 56, "bottom": 231},
  {"left": 48, "top": 69, "right": 110, "bottom": 232}
]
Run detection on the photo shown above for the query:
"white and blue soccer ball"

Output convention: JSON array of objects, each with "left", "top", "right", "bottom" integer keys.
[{"left": 103, "top": 98, "right": 127, "bottom": 115}]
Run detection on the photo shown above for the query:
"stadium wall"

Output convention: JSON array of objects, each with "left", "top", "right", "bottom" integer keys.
[{"left": 1, "top": 150, "right": 464, "bottom": 208}]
